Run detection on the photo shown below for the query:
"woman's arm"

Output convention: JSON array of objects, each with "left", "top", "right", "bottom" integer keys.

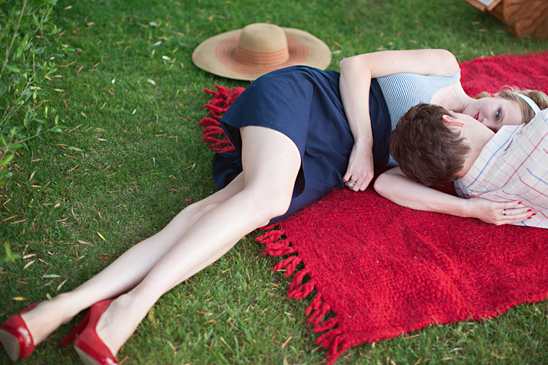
[
  {"left": 339, "top": 49, "right": 459, "bottom": 192},
  {"left": 374, "top": 167, "right": 532, "bottom": 225}
]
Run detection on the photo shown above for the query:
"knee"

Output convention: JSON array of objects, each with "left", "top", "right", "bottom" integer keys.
[
  {"left": 244, "top": 189, "right": 292, "bottom": 224},
  {"left": 263, "top": 193, "right": 292, "bottom": 219}
]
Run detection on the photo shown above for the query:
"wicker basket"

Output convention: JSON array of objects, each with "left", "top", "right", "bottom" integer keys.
[{"left": 465, "top": 0, "right": 548, "bottom": 39}]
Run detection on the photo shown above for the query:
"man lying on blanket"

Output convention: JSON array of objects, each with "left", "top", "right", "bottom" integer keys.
[{"left": 376, "top": 103, "right": 548, "bottom": 229}]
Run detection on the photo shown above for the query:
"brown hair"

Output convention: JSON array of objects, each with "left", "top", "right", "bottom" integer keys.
[
  {"left": 389, "top": 103, "right": 471, "bottom": 186},
  {"left": 476, "top": 88, "right": 548, "bottom": 124}
]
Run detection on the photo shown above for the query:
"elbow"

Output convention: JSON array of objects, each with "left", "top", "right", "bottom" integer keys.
[
  {"left": 374, "top": 170, "right": 402, "bottom": 200},
  {"left": 373, "top": 173, "right": 390, "bottom": 198},
  {"left": 339, "top": 55, "right": 360, "bottom": 72},
  {"left": 339, "top": 57, "right": 351, "bottom": 72},
  {"left": 438, "top": 49, "right": 459, "bottom": 74},
  {"left": 339, "top": 56, "right": 351, "bottom": 67}
]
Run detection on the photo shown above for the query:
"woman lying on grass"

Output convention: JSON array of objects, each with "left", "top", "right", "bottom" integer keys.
[{"left": 1, "top": 42, "right": 547, "bottom": 364}]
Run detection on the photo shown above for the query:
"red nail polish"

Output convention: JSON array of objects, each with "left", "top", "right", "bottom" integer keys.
[{"left": 532, "top": 213, "right": 537, "bottom": 216}]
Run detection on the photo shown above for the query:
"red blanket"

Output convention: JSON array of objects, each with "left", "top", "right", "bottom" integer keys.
[{"left": 200, "top": 51, "right": 548, "bottom": 364}]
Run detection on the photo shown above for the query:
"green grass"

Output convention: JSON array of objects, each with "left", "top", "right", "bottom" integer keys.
[{"left": 1, "top": 0, "right": 548, "bottom": 363}]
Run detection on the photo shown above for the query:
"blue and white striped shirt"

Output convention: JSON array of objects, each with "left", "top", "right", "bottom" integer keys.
[{"left": 378, "top": 71, "right": 461, "bottom": 166}]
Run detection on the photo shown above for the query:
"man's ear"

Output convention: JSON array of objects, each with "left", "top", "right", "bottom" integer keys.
[{"left": 442, "top": 114, "right": 466, "bottom": 128}]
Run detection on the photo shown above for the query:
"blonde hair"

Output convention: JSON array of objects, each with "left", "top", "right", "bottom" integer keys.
[{"left": 476, "top": 87, "right": 548, "bottom": 124}]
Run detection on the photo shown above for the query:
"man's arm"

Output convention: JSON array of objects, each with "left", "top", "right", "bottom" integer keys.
[{"left": 374, "top": 167, "right": 531, "bottom": 225}]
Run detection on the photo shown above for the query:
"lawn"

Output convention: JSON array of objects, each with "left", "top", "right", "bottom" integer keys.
[{"left": 1, "top": 0, "right": 548, "bottom": 364}]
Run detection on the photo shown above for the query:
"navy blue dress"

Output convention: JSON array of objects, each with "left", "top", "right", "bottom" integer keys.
[{"left": 212, "top": 66, "right": 390, "bottom": 223}]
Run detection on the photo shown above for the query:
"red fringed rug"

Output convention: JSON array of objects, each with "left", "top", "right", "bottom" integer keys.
[{"left": 199, "top": 52, "right": 548, "bottom": 364}]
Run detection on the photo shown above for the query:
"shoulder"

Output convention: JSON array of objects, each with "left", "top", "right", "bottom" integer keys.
[{"left": 515, "top": 108, "right": 548, "bottom": 141}]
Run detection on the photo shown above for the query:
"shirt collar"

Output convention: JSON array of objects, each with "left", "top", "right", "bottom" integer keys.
[{"left": 458, "top": 124, "right": 522, "bottom": 189}]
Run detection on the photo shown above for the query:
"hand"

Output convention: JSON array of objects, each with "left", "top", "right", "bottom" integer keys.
[
  {"left": 343, "top": 143, "right": 374, "bottom": 191},
  {"left": 466, "top": 198, "right": 534, "bottom": 225}
]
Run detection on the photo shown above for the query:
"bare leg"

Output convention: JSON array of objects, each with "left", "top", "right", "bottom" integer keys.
[
  {"left": 20, "top": 173, "right": 246, "bottom": 344},
  {"left": 95, "top": 126, "right": 301, "bottom": 355}
]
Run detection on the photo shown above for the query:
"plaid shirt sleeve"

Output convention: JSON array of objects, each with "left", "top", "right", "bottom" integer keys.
[{"left": 454, "top": 109, "right": 548, "bottom": 229}]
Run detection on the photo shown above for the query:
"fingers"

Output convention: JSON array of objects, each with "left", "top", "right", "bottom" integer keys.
[
  {"left": 344, "top": 143, "right": 375, "bottom": 191},
  {"left": 344, "top": 168, "right": 371, "bottom": 191},
  {"left": 344, "top": 174, "right": 373, "bottom": 191},
  {"left": 501, "top": 200, "right": 524, "bottom": 210},
  {"left": 357, "top": 174, "right": 373, "bottom": 191},
  {"left": 468, "top": 198, "right": 535, "bottom": 226},
  {"left": 345, "top": 176, "right": 361, "bottom": 191},
  {"left": 345, "top": 177, "right": 358, "bottom": 189},
  {"left": 491, "top": 201, "right": 535, "bottom": 225},
  {"left": 500, "top": 205, "right": 535, "bottom": 224},
  {"left": 343, "top": 171, "right": 352, "bottom": 184}
]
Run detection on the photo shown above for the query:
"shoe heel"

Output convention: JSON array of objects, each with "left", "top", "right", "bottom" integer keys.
[
  {"left": 0, "top": 303, "right": 40, "bottom": 361},
  {"left": 0, "top": 330, "right": 21, "bottom": 361},
  {"left": 73, "top": 300, "right": 118, "bottom": 365},
  {"left": 60, "top": 311, "right": 91, "bottom": 347}
]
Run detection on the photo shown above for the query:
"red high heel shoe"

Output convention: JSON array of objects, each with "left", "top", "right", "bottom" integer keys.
[
  {"left": 68, "top": 300, "right": 118, "bottom": 365},
  {"left": 0, "top": 303, "right": 40, "bottom": 361}
]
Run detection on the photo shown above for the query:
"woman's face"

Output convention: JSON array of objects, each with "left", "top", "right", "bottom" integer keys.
[{"left": 463, "top": 96, "right": 523, "bottom": 131}]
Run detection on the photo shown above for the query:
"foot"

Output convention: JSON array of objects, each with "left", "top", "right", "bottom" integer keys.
[
  {"left": 19, "top": 294, "right": 80, "bottom": 345},
  {"left": 93, "top": 294, "right": 144, "bottom": 356}
]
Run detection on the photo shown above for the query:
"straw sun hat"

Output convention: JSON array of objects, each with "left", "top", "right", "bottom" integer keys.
[{"left": 192, "top": 23, "right": 332, "bottom": 81}]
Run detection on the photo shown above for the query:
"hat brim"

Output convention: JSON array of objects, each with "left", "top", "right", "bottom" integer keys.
[{"left": 192, "top": 27, "right": 332, "bottom": 81}]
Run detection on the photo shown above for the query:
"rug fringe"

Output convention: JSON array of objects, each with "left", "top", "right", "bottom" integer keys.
[
  {"left": 273, "top": 256, "right": 302, "bottom": 277},
  {"left": 256, "top": 226, "right": 348, "bottom": 365},
  {"left": 198, "top": 85, "right": 245, "bottom": 153}
]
